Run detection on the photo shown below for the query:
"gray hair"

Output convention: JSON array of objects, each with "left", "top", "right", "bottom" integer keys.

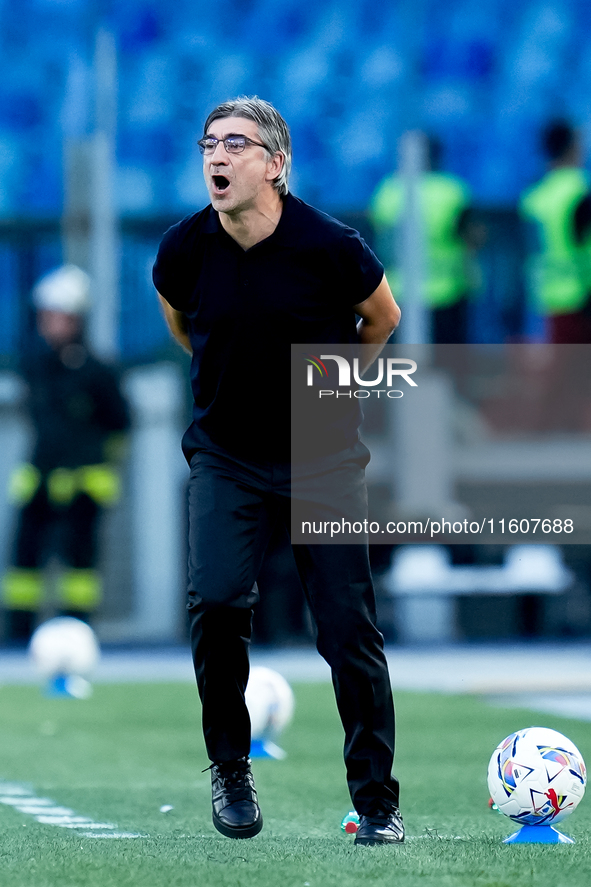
[{"left": 203, "top": 96, "right": 292, "bottom": 197}]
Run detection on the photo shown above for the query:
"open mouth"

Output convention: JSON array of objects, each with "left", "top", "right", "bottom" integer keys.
[{"left": 212, "top": 175, "right": 230, "bottom": 193}]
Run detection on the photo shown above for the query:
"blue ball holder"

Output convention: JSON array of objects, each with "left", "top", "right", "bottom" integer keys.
[
  {"left": 45, "top": 674, "right": 73, "bottom": 697},
  {"left": 250, "top": 738, "right": 287, "bottom": 760},
  {"left": 43, "top": 674, "right": 92, "bottom": 699},
  {"left": 504, "top": 825, "right": 574, "bottom": 844}
]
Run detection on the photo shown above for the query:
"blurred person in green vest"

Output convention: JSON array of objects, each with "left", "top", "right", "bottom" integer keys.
[
  {"left": 369, "top": 136, "right": 480, "bottom": 344},
  {"left": 520, "top": 120, "right": 591, "bottom": 343},
  {"left": 2, "top": 265, "right": 130, "bottom": 644}
]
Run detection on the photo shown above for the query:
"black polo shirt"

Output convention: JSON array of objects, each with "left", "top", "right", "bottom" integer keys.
[{"left": 153, "top": 192, "right": 384, "bottom": 462}]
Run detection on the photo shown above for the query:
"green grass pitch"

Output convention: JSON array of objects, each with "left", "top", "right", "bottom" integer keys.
[{"left": 0, "top": 679, "right": 590, "bottom": 886}]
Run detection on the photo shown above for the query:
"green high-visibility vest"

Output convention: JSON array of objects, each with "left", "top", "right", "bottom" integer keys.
[
  {"left": 369, "top": 171, "right": 472, "bottom": 308},
  {"left": 520, "top": 167, "right": 591, "bottom": 315}
]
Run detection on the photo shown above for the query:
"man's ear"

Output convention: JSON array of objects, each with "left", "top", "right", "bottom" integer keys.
[{"left": 266, "top": 152, "right": 284, "bottom": 185}]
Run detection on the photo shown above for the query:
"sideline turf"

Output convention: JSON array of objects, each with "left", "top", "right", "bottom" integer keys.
[{"left": 0, "top": 680, "right": 589, "bottom": 886}]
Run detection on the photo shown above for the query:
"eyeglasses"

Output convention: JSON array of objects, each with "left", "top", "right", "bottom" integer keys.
[{"left": 197, "top": 134, "right": 270, "bottom": 155}]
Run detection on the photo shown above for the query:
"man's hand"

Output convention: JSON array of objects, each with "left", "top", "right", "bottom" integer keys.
[
  {"left": 353, "top": 275, "right": 401, "bottom": 373},
  {"left": 158, "top": 294, "right": 192, "bottom": 354}
]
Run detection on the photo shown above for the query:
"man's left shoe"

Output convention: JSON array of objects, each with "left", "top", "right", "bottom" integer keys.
[{"left": 354, "top": 809, "right": 405, "bottom": 845}]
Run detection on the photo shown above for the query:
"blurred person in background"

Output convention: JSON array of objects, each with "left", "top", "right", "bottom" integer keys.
[
  {"left": 520, "top": 120, "right": 591, "bottom": 344},
  {"left": 154, "top": 96, "right": 403, "bottom": 846},
  {"left": 2, "top": 265, "right": 130, "bottom": 644},
  {"left": 369, "top": 135, "right": 481, "bottom": 344}
]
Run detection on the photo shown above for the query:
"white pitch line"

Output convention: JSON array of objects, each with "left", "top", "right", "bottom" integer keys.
[
  {"left": 0, "top": 785, "right": 32, "bottom": 796},
  {"left": 82, "top": 832, "right": 145, "bottom": 839},
  {"left": 0, "top": 796, "right": 48, "bottom": 806},
  {"left": 18, "top": 807, "right": 77, "bottom": 817},
  {"left": 406, "top": 835, "right": 467, "bottom": 841},
  {"left": 0, "top": 781, "right": 144, "bottom": 839},
  {"left": 0, "top": 796, "right": 55, "bottom": 806},
  {"left": 35, "top": 816, "right": 114, "bottom": 828}
]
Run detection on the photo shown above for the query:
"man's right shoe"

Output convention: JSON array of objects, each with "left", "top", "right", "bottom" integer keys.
[
  {"left": 354, "top": 809, "right": 405, "bottom": 845},
  {"left": 210, "top": 756, "right": 263, "bottom": 839}
]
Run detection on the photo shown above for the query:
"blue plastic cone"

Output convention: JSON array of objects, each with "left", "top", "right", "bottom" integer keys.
[
  {"left": 504, "top": 825, "right": 574, "bottom": 844},
  {"left": 250, "top": 738, "right": 287, "bottom": 759},
  {"left": 45, "top": 674, "right": 72, "bottom": 697}
]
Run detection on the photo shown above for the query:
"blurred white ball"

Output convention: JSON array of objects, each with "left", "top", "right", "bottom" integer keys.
[
  {"left": 29, "top": 617, "right": 100, "bottom": 678},
  {"left": 245, "top": 666, "right": 295, "bottom": 740}
]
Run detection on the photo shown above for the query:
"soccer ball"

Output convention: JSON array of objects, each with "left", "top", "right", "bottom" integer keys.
[
  {"left": 487, "top": 726, "right": 586, "bottom": 826},
  {"left": 245, "top": 666, "right": 295, "bottom": 740},
  {"left": 29, "top": 617, "right": 100, "bottom": 679}
]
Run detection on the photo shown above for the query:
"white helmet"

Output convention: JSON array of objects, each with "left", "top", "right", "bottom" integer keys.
[{"left": 32, "top": 265, "right": 91, "bottom": 314}]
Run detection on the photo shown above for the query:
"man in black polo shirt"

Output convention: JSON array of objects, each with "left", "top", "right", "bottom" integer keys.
[{"left": 153, "top": 97, "right": 402, "bottom": 845}]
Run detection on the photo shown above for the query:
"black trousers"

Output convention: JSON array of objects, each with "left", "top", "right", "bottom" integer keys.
[
  {"left": 186, "top": 446, "right": 399, "bottom": 816},
  {"left": 14, "top": 484, "right": 100, "bottom": 570},
  {"left": 432, "top": 297, "right": 469, "bottom": 344}
]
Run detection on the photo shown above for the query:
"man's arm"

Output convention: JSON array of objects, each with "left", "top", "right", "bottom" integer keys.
[
  {"left": 353, "top": 274, "right": 401, "bottom": 372},
  {"left": 158, "top": 293, "right": 192, "bottom": 354}
]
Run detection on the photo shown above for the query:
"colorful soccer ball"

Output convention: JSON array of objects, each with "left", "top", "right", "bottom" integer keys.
[
  {"left": 29, "top": 617, "right": 100, "bottom": 678},
  {"left": 487, "top": 726, "right": 586, "bottom": 826},
  {"left": 245, "top": 666, "right": 295, "bottom": 740}
]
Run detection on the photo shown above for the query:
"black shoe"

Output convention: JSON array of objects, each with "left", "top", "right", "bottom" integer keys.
[
  {"left": 354, "top": 809, "right": 405, "bottom": 845},
  {"left": 210, "top": 756, "right": 263, "bottom": 839}
]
